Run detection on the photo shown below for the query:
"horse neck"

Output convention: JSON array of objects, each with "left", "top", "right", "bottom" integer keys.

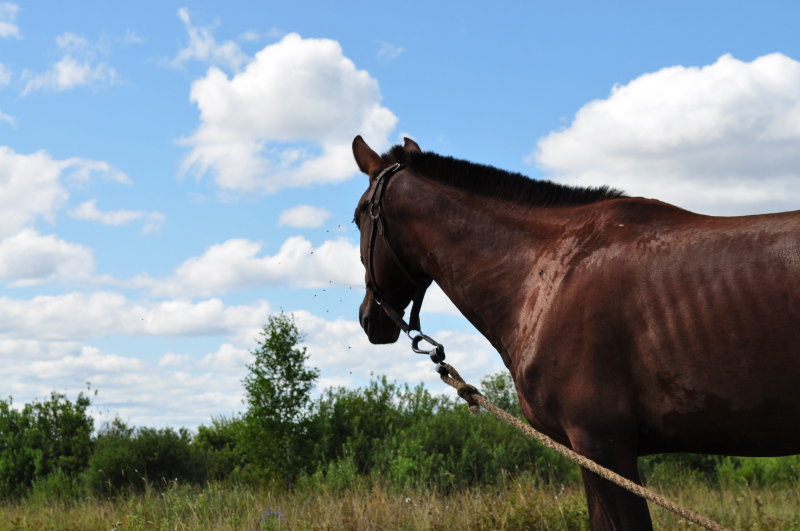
[{"left": 390, "top": 176, "right": 546, "bottom": 370}]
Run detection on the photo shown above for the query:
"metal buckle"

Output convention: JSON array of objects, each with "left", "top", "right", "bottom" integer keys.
[{"left": 410, "top": 332, "right": 446, "bottom": 364}]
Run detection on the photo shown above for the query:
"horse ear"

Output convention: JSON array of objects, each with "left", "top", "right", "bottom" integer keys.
[
  {"left": 352, "top": 135, "right": 383, "bottom": 176},
  {"left": 403, "top": 137, "right": 421, "bottom": 155}
]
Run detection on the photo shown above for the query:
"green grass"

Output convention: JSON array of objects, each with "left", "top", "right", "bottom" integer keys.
[{"left": 2, "top": 474, "right": 799, "bottom": 530}]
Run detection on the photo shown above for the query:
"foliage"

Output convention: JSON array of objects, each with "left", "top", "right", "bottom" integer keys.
[
  {"left": 84, "top": 418, "right": 200, "bottom": 496},
  {"left": 193, "top": 415, "right": 247, "bottom": 481},
  {"left": 717, "top": 455, "right": 800, "bottom": 487},
  {"left": 309, "top": 376, "right": 447, "bottom": 475},
  {"left": 305, "top": 372, "right": 577, "bottom": 492},
  {"left": 0, "top": 392, "right": 93, "bottom": 499},
  {"left": 240, "top": 312, "right": 320, "bottom": 483},
  {"left": 480, "top": 371, "right": 523, "bottom": 417},
  {"left": 4, "top": 311, "right": 800, "bottom": 522}
]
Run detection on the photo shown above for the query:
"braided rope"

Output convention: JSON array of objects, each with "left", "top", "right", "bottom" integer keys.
[{"left": 438, "top": 362, "right": 729, "bottom": 531}]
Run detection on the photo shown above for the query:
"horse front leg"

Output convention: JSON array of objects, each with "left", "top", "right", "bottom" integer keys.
[{"left": 568, "top": 429, "right": 653, "bottom": 531}]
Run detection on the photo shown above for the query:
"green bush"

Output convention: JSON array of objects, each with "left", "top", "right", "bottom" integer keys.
[
  {"left": 193, "top": 416, "right": 247, "bottom": 481},
  {"left": 382, "top": 404, "right": 577, "bottom": 491},
  {"left": 309, "top": 377, "right": 444, "bottom": 475},
  {"left": 717, "top": 455, "right": 800, "bottom": 487},
  {"left": 640, "top": 453, "right": 726, "bottom": 486},
  {"left": 303, "top": 373, "right": 577, "bottom": 492},
  {"left": 0, "top": 392, "right": 93, "bottom": 499},
  {"left": 84, "top": 418, "right": 201, "bottom": 496}
]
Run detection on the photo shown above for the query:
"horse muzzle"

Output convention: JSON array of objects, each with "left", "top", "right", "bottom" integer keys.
[{"left": 359, "top": 293, "right": 401, "bottom": 344}]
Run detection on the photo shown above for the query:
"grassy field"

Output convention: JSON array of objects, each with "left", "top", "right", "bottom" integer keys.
[{"left": 2, "top": 475, "right": 799, "bottom": 530}]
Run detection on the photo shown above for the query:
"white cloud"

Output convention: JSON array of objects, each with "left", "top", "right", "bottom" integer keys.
[
  {"left": 278, "top": 204, "right": 330, "bottom": 228},
  {"left": 70, "top": 200, "right": 165, "bottom": 233},
  {"left": 2, "top": 339, "right": 246, "bottom": 427},
  {"left": 0, "top": 292, "right": 271, "bottom": 341},
  {"left": 23, "top": 55, "right": 119, "bottom": 95},
  {"left": 0, "top": 146, "right": 128, "bottom": 237},
  {"left": 197, "top": 343, "right": 250, "bottom": 370},
  {"left": 119, "top": 29, "right": 143, "bottom": 46},
  {"left": 56, "top": 32, "right": 89, "bottom": 50},
  {"left": 61, "top": 157, "right": 130, "bottom": 184},
  {"left": 22, "top": 32, "right": 120, "bottom": 95},
  {"left": 533, "top": 53, "right": 800, "bottom": 216},
  {"left": 181, "top": 32, "right": 397, "bottom": 192},
  {"left": 0, "top": 64, "right": 12, "bottom": 123},
  {"left": 172, "top": 8, "right": 247, "bottom": 71},
  {"left": 29, "top": 345, "right": 146, "bottom": 380},
  {"left": 0, "top": 148, "right": 69, "bottom": 236},
  {"left": 147, "top": 236, "right": 362, "bottom": 298},
  {"left": 377, "top": 41, "right": 404, "bottom": 61},
  {"left": 0, "top": 110, "right": 12, "bottom": 126},
  {"left": 158, "top": 353, "right": 192, "bottom": 367},
  {"left": 0, "top": 229, "right": 94, "bottom": 286},
  {"left": 0, "top": 62, "right": 11, "bottom": 85},
  {"left": 239, "top": 28, "right": 284, "bottom": 43},
  {"left": 1, "top": 290, "right": 499, "bottom": 427},
  {"left": 0, "top": 3, "right": 20, "bottom": 39},
  {"left": 423, "top": 283, "right": 462, "bottom": 316},
  {"left": 139, "top": 233, "right": 469, "bottom": 311}
]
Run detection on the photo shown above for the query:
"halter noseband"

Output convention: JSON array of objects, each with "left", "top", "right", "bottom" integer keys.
[{"left": 364, "top": 163, "right": 431, "bottom": 333}]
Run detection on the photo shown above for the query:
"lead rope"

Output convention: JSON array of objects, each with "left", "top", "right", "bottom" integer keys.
[{"left": 406, "top": 331, "right": 728, "bottom": 531}]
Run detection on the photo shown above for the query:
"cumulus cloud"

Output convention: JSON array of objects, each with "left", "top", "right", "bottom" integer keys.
[
  {"left": 0, "top": 292, "right": 271, "bottom": 341},
  {"left": 0, "top": 3, "right": 20, "bottom": 39},
  {"left": 2, "top": 339, "right": 247, "bottom": 427},
  {"left": 0, "top": 148, "right": 69, "bottom": 235},
  {"left": 197, "top": 343, "right": 250, "bottom": 370},
  {"left": 70, "top": 200, "right": 165, "bottom": 233},
  {"left": 30, "top": 345, "right": 146, "bottom": 380},
  {"left": 146, "top": 236, "right": 361, "bottom": 298},
  {"left": 22, "top": 32, "right": 119, "bottom": 95},
  {"left": 172, "top": 8, "right": 247, "bottom": 71},
  {"left": 0, "top": 146, "right": 129, "bottom": 237},
  {"left": 1, "top": 288, "right": 497, "bottom": 427},
  {"left": 533, "top": 53, "right": 800, "bottom": 216},
  {"left": 158, "top": 352, "right": 193, "bottom": 367},
  {"left": 278, "top": 204, "right": 330, "bottom": 228},
  {"left": 181, "top": 32, "right": 397, "bottom": 192},
  {"left": 0, "top": 229, "right": 94, "bottom": 286}
]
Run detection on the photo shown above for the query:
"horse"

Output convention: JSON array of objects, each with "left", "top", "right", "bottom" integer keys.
[{"left": 351, "top": 135, "right": 800, "bottom": 530}]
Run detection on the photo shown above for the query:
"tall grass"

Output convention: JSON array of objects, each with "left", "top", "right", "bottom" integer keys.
[{"left": 2, "top": 473, "right": 799, "bottom": 530}]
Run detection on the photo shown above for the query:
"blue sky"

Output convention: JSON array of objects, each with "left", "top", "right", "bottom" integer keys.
[{"left": 3, "top": 1, "right": 800, "bottom": 427}]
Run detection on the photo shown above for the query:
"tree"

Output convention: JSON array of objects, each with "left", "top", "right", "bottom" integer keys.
[
  {"left": 480, "top": 371, "right": 523, "bottom": 417},
  {"left": 84, "top": 418, "right": 201, "bottom": 496},
  {"left": 0, "top": 392, "right": 93, "bottom": 498},
  {"left": 241, "top": 312, "right": 319, "bottom": 483}
]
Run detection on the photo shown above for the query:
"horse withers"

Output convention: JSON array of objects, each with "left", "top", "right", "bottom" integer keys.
[{"left": 351, "top": 135, "right": 800, "bottom": 530}]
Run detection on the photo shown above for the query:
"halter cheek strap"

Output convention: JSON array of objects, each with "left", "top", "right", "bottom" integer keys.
[{"left": 365, "top": 163, "right": 432, "bottom": 333}]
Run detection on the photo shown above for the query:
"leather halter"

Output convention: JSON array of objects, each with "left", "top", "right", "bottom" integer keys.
[{"left": 364, "top": 163, "right": 431, "bottom": 333}]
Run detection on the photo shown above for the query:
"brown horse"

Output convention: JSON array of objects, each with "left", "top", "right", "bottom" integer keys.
[{"left": 351, "top": 135, "right": 800, "bottom": 530}]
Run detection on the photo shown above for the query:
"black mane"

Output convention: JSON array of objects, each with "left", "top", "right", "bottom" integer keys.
[{"left": 384, "top": 145, "right": 626, "bottom": 207}]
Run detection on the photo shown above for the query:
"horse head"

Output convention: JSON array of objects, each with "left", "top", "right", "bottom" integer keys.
[{"left": 352, "top": 135, "right": 430, "bottom": 344}]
